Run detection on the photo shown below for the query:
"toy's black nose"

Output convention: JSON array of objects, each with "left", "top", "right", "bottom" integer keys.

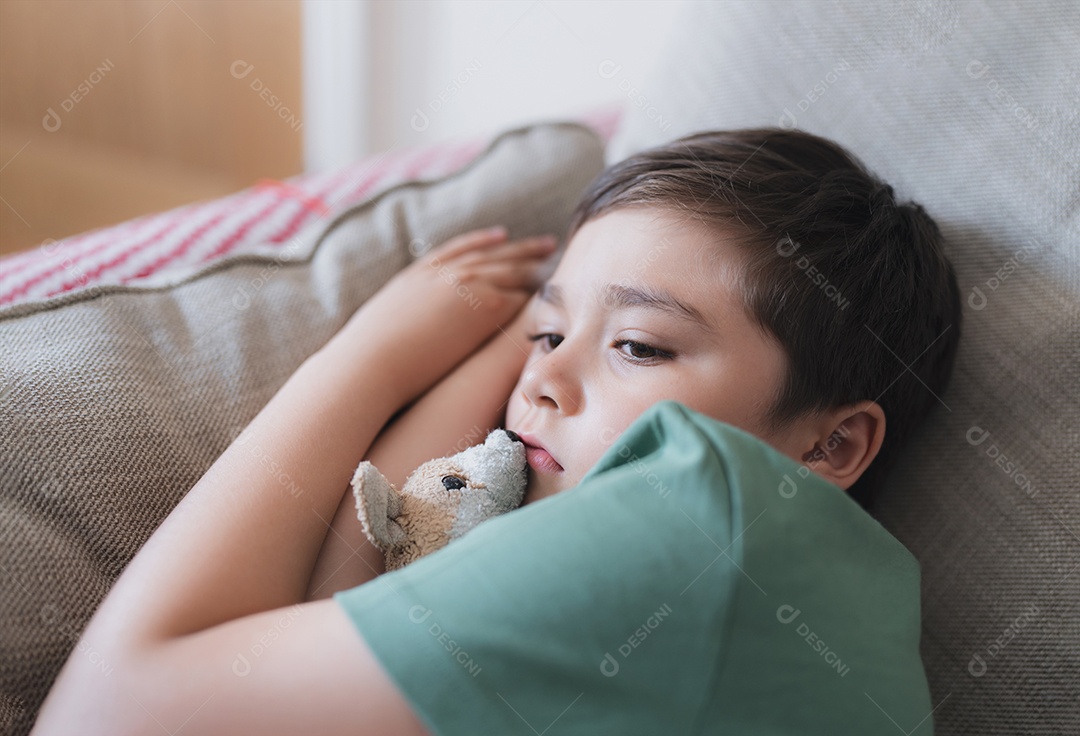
[{"left": 504, "top": 430, "right": 521, "bottom": 444}]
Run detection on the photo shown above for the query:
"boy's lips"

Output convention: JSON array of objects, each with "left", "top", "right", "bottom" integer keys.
[{"left": 514, "top": 432, "right": 564, "bottom": 473}]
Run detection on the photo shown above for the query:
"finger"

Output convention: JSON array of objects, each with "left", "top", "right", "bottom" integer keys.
[
  {"left": 460, "top": 249, "right": 557, "bottom": 283},
  {"left": 465, "top": 259, "right": 553, "bottom": 291},
  {"left": 428, "top": 226, "right": 509, "bottom": 260},
  {"left": 456, "top": 235, "right": 559, "bottom": 266}
]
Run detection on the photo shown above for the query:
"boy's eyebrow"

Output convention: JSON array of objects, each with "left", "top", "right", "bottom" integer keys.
[{"left": 538, "top": 282, "right": 713, "bottom": 331}]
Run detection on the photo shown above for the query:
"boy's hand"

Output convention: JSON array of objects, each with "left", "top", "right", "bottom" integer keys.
[{"left": 329, "top": 226, "right": 559, "bottom": 409}]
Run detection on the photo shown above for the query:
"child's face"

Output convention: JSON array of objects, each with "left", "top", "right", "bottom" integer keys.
[{"left": 506, "top": 206, "right": 804, "bottom": 504}]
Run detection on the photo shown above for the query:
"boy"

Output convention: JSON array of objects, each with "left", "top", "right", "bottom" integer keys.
[
  {"left": 311, "top": 127, "right": 960, "bottom": 535},
  {"left": 35, "top": 129, "right": 959, "bottom": 734}
]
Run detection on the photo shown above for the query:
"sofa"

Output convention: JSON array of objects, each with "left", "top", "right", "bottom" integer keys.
[
  {"left": 2, "top": 1, "right": 1077, "bottom": 733},
  {"left": 603, "top": 2, "right": 1077, "bottom": 733}
]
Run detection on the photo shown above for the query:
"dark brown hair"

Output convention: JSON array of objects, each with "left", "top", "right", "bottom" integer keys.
[{"left": 566, "top": 128, "right": 961, "bottom": 510}]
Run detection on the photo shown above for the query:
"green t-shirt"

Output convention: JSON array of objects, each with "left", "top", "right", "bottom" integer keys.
[{"left": 334, "top": 400, "right": 933, "bottom": 735}]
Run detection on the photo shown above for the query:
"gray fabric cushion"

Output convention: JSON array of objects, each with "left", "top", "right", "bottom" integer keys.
[
  {"left": 610, "top": 1, "right": 1079, "bottom": 733},
  {"left": 0, "top": 121, "right": 605, "bottom": 735}
]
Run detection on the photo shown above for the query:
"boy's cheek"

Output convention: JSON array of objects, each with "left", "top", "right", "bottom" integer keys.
[{"left": 504, "top": 391, "right": 524, "bottom": 426}]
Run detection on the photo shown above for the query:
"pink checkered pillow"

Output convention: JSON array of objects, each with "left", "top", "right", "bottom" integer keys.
[{"left": 0, "top": 107, "right": 621, "bottom": 308}]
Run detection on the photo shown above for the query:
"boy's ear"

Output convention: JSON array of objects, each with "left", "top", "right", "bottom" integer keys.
[{"left": 800, "top": 401, "right": 886, "bottom": 492}]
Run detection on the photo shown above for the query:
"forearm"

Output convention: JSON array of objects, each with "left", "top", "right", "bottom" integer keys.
[
  {"left": 87, "top": 312, "right": 409, "bottom": 649},
  {"left": 305, "top": 305, "right": 534, "bottom": 601},
  {"left": 366, "top": 304, "right": 534, "bottom": 491}
]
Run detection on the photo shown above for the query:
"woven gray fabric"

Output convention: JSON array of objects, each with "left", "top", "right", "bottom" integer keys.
[
  {"left": 0, "top": 121, "right": 605, "bottom": 735},
  {"left": 610, "top": 1, "right": 1079, "bottom": 733}
]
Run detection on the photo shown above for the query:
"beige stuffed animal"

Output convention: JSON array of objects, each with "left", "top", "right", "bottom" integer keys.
[{"left": 351, "top": 429, "right": 528, "bottom": 571}]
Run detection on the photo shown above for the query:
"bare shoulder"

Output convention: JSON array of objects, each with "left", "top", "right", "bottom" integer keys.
[{"left": 34, "top": 599, "right": 431, "bottom": 736}]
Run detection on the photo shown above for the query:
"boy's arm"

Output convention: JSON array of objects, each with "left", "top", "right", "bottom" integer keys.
[
  {"left": 305, "top": 299, "right": 536, "bottom": 600},
  {"left": 31, "top": 229, "right": 556, "bottom": 734}
]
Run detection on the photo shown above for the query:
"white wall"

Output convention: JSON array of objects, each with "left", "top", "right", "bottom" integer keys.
[{"left": 303, "top": 0, "right": 686, "bottom": 170}]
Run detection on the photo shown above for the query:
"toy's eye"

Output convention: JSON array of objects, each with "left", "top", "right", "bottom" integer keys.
[{"left": 441, "top": 475, "right": 466, "bottom": 491}]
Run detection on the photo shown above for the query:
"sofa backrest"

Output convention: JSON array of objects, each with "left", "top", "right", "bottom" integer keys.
[{"left": 608, "top": 2, "right": 1079, "bottom": 732}]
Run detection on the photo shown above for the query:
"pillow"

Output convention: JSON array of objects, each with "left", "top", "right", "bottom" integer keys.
[
  {"left": 0, "top": 104, "right": 622, "bottom": 308},
  {"left": 607, "top": 2, "right": 1080, "bottom": 732},
  {"left": 0, "top": 137, "right": 488, "bottom": 307},
  {"left": 0, "top": 121, "right": 606, "bottom": 735},
  {"left": 335, "top": 400, "right": 933, "bottom": 734}
]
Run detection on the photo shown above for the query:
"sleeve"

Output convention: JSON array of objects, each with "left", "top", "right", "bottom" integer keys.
[{"left": 332, "top": 401, "right": 739, "bottom": 736}]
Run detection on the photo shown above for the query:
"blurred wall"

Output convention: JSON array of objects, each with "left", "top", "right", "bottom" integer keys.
[
  {"left": 1, "top": 0, "right": 683, "bottom": 257},
  {"left": 364, "top": 0, "right": 685, "bottom": 155},
  {"left": 0, "top": 0, "right": 302, "bottom": 257}
]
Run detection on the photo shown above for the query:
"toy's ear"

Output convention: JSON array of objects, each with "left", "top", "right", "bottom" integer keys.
[{"left": 351, "top": 461, "right": 408, "bottom": 551}]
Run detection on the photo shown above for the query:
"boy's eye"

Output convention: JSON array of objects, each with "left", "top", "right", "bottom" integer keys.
[
  {"left": 613, "top": 339, "right": 673, "bottom": 362},
  {"left": 527, "top": 332, "right": 672, "bottom": 364},
  {"left": 527, "top": 333, "right": 563, "bottom": 350}
]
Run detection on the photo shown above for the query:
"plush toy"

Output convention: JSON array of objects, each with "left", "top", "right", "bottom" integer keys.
[{"left": 351, "top": 429, "right": 528, "bottom": 571}]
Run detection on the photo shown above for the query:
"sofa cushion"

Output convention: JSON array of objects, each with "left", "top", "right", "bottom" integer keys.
[
  {"left": 0, "top": 105, "right": 622, "bottom": 308},
  {"left": 0, "top": 121, "right": 606, "bottom": 735},
  {"left": 608, "top": 2, "right": 1079, "bottom": 732},
  {"left": 0, "top": 136, "right": 488, "bottom": 307}
]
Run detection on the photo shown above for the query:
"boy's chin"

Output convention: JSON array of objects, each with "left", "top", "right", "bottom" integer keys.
[
  {"left": 523, "top": 472, "right": 553, "bottom": 505},
  {"left": 522, "top": 469, "right": 576, "bottom": 506}
]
